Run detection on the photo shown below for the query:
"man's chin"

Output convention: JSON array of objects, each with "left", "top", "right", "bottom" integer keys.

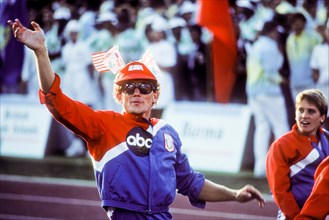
[{"left": 129, "top": 108, "right": 145, "bottom": 115}]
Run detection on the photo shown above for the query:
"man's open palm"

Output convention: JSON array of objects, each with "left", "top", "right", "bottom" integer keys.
[{"left": 7, "top": 19, "right": 45, "bottom": 51}]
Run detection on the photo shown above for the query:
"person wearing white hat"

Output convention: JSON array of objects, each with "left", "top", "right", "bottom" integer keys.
[
  {"left": 168, "top": 16, "right": 193, "bottom": 55},
  {"left": 178, "top": 0, "right": 197, "bottom": 25},
  {"left": 61, "top": 19, "right": 100, "bottom": 157},
  {"left": 87, "top": 11, "right": 121, "bottom": 112},
  {"left": 144, "top": 16, "right": 176, "bottom": 117},
  {"left": 45, "top": 6, "right": 71, "bottom": 75},
  {"left": 8, "top": 18, "right": 266, "bottom": 219},
  {"left": 168, "top": 16, "right": 193, "bottom": 100},
  {"left": 53, "top": 6, "right": 71, "bottom": 21},
  {"left": 88, "top": 12, "right": 117, "bottom": 54}
]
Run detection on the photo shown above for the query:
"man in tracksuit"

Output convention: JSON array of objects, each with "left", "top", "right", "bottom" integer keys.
[{"left": 8, "top": 19, "right": 266, "bottom": 219}]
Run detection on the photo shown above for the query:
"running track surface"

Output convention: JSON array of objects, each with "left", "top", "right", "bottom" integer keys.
[{"left": 0, "top": 175, "right": 278, "bottom": 220}]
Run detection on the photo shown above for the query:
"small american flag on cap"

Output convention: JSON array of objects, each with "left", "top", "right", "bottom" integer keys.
[
  {"left": 139, "top": 50, "right": 162, "bottom": 79},
  {"left": 91, "top": 45, "right": 125, "bottom": 74}
]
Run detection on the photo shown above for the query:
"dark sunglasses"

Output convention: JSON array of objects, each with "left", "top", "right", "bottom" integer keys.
[{"left": 120, "top": 82, "right": 157, "bottom": 95}]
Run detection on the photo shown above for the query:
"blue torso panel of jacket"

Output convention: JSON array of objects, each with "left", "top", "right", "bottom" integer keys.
[
  {"left": 92, "top": 118, "right": 206, "bottom": 215},
  {"left": 289, "top": 129, "right": 329, "bottom": 208}
]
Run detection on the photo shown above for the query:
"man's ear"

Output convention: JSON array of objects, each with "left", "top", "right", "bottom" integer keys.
[
  {"left": 153, "top": 91, "right": 159, "bottom": 103},
  {"left": 320, "top": 115, "right": 326, "bottom": 124},
  {"left": 116, "top": 92, "right": 123, "bottom": 104}
]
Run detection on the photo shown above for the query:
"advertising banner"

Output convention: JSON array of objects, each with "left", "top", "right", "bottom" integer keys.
[
  {"left": 162, "top": 101, "right": 252, "bottom": 173},
  {"left": 0, "top": 95, "right": 52, "bottom": 158}
]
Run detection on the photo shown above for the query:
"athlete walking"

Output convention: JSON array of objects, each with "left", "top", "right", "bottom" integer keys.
[{"left": 8, "top": 19, "right": 265, "bottom": 219}]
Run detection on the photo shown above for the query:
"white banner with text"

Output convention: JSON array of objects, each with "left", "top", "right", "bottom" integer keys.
[
  {"left": 162, "top": 101, "right": 252, "bottom": 173},
  {"left": 0, "top": 95, "right": 52, "bottom": 158}
]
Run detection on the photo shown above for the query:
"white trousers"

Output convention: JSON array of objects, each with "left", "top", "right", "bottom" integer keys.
[{"left": 249, "top": 95, "right": 290, "bottom": 177}]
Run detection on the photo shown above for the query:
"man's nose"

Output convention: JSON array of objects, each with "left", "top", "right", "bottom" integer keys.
[{"left": 133, "top": 88, "right": 141, "bottom": 94}]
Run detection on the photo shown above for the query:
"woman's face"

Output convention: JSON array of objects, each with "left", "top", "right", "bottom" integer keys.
[{"left": 295, "top": 99, "right": 326, "bottom": 136}]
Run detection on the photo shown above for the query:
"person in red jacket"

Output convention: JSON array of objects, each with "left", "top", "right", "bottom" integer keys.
[
  {"left": 7, "top": 18, "right": 266, "bottom": 220},
  {"left": 266, "top": 89, "right": 328, "bottom": 220},
  {"left": 295, "top": 156, "right": 329, "bottom": 220}
]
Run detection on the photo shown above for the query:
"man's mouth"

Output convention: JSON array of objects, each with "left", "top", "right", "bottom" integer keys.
[{"left": 131, "top": 100, "right": 143, "bottom": 105}]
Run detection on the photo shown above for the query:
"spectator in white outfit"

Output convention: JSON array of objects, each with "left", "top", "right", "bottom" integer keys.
[
  {"left": 45, "top": 6, "right": 71, "bottom": 75},
  {"left": 310, "top": 24, "right": 329, "bottom": 128},
  {"left": 87, "top": 11, "right": 122, "bottom": 112},
  {"left": 61, "top": 19, "right": 99, "bottom": 108},
  {"left": 61, "top": 19, "right": 100, "bottom": 157},
  {"left": 246, "top": 21, "right": 290, "bottom": 177},
  {"left": 144, "top": 16, "right": 176, "bottom": 118}
]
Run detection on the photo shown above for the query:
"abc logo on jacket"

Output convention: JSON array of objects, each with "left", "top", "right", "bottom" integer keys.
[{"left": 126, "top": 127, "right": 153, "bottom": 156}]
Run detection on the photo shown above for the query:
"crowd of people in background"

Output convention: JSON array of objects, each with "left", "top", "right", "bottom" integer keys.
[
  {"left": 1, "top": 0, "right": 328, "bottom": 159},
  {"left": 1, "top": 0, "right": 213, "bottom": 107},
  {"left": 2, "top": 0, "right": 328, "bottom": 107},
  {"left": 2, "top": 0, "right": 328, "bottom": 105}
]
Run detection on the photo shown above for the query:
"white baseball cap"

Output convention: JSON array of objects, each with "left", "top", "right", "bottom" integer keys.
[
  {"left": 53, "top": 7, "right": 71, "bottom": 20},
  {"left": 151, "top": 16, "right": 168, "bottom": 32},
  {"left": 96, "top": 12, "right": 118, "bottom": 24},
  {"left": 179, "top": 1, "right": 196, "bottom": 15},
  {"left": 65, "top": 20, "right": 81, "bottom": 33},
  {"left": 168, "top": 17, "right": 186, "bottom": 29}
]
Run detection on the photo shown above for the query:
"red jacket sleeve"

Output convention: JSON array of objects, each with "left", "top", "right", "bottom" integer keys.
[
  {"left": 266, "top": 141, "right": 301, "bottom": 219},
  {"left": 294, "top": 157, "right": 329, "bottom": 220},
  {"left": 38, "top": 74, "right": 104, "bottom": 142}
]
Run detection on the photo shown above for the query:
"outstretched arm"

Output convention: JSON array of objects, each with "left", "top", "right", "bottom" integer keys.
[
  {"left": 199, "top": 179, "right": 266, "bottom": 208},
  {"left": 7, "top": 19, "right": 55, "bottom": 93}
]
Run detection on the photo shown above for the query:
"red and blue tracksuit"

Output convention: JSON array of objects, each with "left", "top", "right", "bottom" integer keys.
[
  {"left": 295, "top": 156, "right": 329, "bottom": 219},
  {"left": 39, "top": 74, "right": 206, "bottom": 219},
  {"left": 266, "top": 124, "right": 329, "bottom": 219}
]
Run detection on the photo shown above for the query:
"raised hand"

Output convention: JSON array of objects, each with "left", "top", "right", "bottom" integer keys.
[
  {"left": 8, "top": 18, "right": 55, "bottom": 92},
  {"left": 7, "top": 19, "right": 46, "bottom": 52}
]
